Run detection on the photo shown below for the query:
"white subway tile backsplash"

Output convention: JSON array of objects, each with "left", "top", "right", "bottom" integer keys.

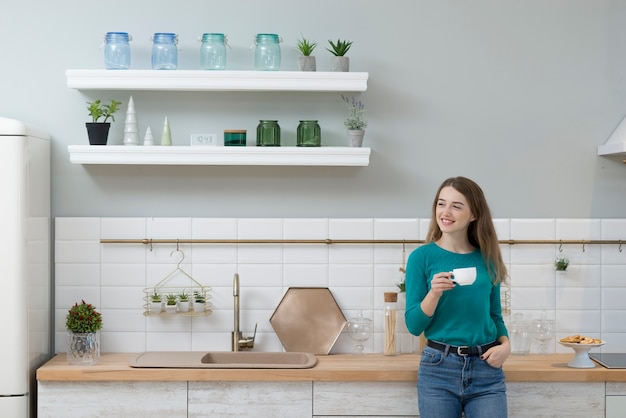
[
  {"left": 55, "top": 218, "right": 100, "bottom": 240},
  {"left": 53, "top": 217, "right": 626, "bottom": 354}
]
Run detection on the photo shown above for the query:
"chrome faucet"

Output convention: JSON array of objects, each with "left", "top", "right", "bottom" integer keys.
[{"left": 232, "top": 273, "right": 256, "bottom": 351}]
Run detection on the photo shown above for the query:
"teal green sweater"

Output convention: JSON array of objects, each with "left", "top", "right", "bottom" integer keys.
[{"left": 404, "top": 242, "right": 508, "bottom": 347}]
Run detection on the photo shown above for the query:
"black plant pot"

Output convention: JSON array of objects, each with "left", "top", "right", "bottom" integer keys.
[{"left": 86, "top": 123, "right": 111, "bottom": 146}]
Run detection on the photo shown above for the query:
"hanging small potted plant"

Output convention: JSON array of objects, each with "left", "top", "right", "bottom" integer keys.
[
  {"left": 555, "top": 257, "right": 570, "bottom": 271},
  {"left": 341, "top": 94, "right": 368, "bottom": 147},
  {"left": 150, "top": 292, "right": 163, "bottom": 313},
  {"left": 86, "top": 99, "right": 122, "bottom": 145},
  {"left": 296, "top": 36, "right": 317, "bottom": 71},
  {"left": 326, "top": 38, "right": 352, "bottom": 72},
  {"left": 65, "top": 300, "right": 103, "bottom": 365},
  {"left": 193, "top": 291, "right": 206, "bottom": 313},
  {"left": 177, "top": 291, "right": 191, "bottom": 313},
  {"left": 165, "top": 293, "right": 178, "bottom": 314}
]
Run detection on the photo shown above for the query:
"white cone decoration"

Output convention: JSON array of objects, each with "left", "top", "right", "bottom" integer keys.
[
  {"left": 123, "top": 96, "right": 139, "bottom": 146},
  {"left": 143, "top": 126, "right": 154, "bottom": 146},
  {"left": 161, "top": 116, "right": 171, "bottom": 146}
]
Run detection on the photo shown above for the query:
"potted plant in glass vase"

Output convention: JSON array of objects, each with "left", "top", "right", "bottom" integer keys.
[
  {"left": 296, "top": 36, "right": 317, "bottom": 71},
  {"left": 86, "top": 99, "right": 121, "bottom": 145},
  {"left": 342, "top": 94, "right": 368, "bottom": 147},
  {"left": 327, "top": 38, "right": 352, "bottom": 72},
  {"left": 66, "top": 300, "right": 103, "bottom": 365}
]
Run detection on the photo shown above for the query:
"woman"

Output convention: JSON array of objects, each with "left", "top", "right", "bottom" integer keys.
[{"left": 405, "top": 176, "right": 510, "bottom": 418}]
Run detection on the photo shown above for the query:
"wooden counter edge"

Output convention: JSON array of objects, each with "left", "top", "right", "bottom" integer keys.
[{"left": 36, "top": 353, "right": 626, "bottom": 383}]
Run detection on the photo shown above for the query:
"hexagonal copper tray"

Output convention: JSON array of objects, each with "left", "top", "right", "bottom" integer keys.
[{"left": 270, "top": 287, "right": 347, "bottom": 355}]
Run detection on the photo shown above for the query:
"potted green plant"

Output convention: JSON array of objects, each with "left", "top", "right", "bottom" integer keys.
[
  {"left": 296, "top": 36, "right": 317, "bottom": 71},
  {"left": 555, "top": 257, "right": 569, "bottom": 271},
  {"left": 165, "top": 293, "right": 178, "bottom": 314},
  {"left": 193, "top": 291, "right": 206, "bottom": 313},
  {"left": 65, "top": 300, "right": 103, "bottom": 365},
  {"left": 177, "top": 291, "right": 190, "bottom": 313},
  {"left": 150, "top": 292, "right": 163, "bottom": 313},
  {"left": 86, "top": 99, "right": 121, "bottom": 145},
  {"left": 326, "top": 38, "right": 352, "bottom": 72},
  {"left": 342, "top": 94, "right": 368, "bottom": 147}
]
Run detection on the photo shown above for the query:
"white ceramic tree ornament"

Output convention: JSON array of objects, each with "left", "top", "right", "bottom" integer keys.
[
  {"left": 123, "top": 95, "right": 139, "bottom": 146},
  {"left": 143, "top": 126, "right": 154, "bottom": 146}
]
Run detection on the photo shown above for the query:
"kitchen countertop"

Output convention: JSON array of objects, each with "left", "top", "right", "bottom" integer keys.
[{"left": 36, "top": 353, "right": 626, "bottom": 382}]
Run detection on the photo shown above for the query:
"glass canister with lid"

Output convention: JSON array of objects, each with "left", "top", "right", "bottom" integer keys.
[
  {"left": 509, "top": 313, "right": 531, "bottom": 355},
  {"left": 200, "top": 33, "right": 227, "bottom": 70},
  {"left": 296, "top": 120, "right": 321, "bottom": 147},
  {"left": 256, "top": 120, "right": 281, "bottom": 146},
  {"left": 151, "top": 32, "right": 178, "bottom": 70},
  {"left": 104, "top": 32, "right": 131, "bottom": 70},
  {"left": 254, "top": 33, "right": 281, "bottom": 71}
]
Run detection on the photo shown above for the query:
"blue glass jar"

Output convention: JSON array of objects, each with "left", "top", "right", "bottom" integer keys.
[
  {"left": 200, "top": 33, "right": 227, "bottom": 70},
  {"left": 254, "top": 34, "right": 281, "bottom": 71},
  {"left": 104, "top": 32, "right": 131, "bottom": 70},
  {"left": 256, "top": 120, "right": 281, "bottom": 146},
  {"left": 151, "top": 33, "right": 178, "bottom": 70}
]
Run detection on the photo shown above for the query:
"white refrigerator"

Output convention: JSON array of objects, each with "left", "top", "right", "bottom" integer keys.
[{"left": 0, "top": 117, "right": 51, "bottom": 417}]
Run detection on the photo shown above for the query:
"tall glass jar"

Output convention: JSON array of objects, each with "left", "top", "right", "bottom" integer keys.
[
  {"left": 254, "top": 34, "right": 281, "bottom": 71},
  {"left": 200, "top": 33, "right": 227, "bottom": 70},
  {"left": 383, "top": 292, "right": 399, "bottom": 356},
  {"left": 297, "top": 120, "right": 321, "bottom": 147},
  {"left": 152, "top": 33, "right": 178, "bottom": 70},
  {"left": 510, "top": 313, "right": 531, "bottom": 355},
  {"left": 256, "top": 120, "right": 281, "bottom": 146},
  {"left": 104, "top": 32, "right": 131, "bottom": 70}
]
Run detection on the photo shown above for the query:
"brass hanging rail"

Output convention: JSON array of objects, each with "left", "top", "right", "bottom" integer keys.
[{"left": 99, "top": 238, "right": 624, "bottom": 248}]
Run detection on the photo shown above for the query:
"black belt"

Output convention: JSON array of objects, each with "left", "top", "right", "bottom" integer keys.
[{"left": 427, "top": 340, "right": 500, "bottom": 356}]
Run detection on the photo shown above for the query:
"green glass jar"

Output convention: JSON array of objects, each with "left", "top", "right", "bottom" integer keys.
[
  {"left": 297, "top": 120, "right": 321, "bottom": 147},
  {"left": 256, "top": 120, "right": 280, "bottom": 146}
]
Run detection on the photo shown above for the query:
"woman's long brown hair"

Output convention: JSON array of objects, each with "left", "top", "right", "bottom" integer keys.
[{"left": 425, "top": 176, "right": 508, "bottom": 285}]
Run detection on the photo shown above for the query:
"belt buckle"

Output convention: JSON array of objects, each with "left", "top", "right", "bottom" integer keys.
[{"left": 457, "top": 346, "right": 470, "bottom": 356}]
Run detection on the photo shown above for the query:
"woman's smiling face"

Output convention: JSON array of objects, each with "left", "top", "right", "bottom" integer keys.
[{"left": 435, "top": 186, "right": 476, "bottom": 235}]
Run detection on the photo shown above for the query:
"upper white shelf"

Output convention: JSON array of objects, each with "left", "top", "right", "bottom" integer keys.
[
  {"left": 68, "top": 145, "right": 371, "bottom": 166},
  {"left": 65, "top": 70, "right": 369, "bottom": 92}
]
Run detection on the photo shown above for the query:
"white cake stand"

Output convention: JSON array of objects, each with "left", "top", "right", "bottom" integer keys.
[{"left": 559, "top": 341, "right": 605, "bottom": 368}]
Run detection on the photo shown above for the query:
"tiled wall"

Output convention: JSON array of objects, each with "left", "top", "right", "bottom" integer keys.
[{"left": 54, "top": 218, "right": 626, "bottom": 355}]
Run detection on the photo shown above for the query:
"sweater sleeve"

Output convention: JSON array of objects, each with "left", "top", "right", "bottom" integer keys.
[
  {"left": 404, "top": 247, "right": 433, "bottom": 336},
  {"left": 490, "top": 282, "right": 509, "bottom": 339}
]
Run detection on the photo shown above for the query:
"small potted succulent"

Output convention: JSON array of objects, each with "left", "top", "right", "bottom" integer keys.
[
  {"left": 86, "top": 99, "right": 122, "bottom": 145},
  {"left": 177, "top": 291, "right": 190, "bottom": 313},
  {"left": 65, "top": 300, "right": 103, "bottom": 365},
  {"left": 150, "top": 292, "right": 163, "bottom": 313},
  {"left": 341, "top": 94, "right": 368, "bottom": 147},
  {"left": 327, "top": 38, "right": 352, "bottom": 72},
  {"left": 555, "top": 257, "right": 569, "bottom": 271},
  {"left": 165, "top": 293, "right": 178, "bottom": 314},
  {"left": 193, "top": 291, "right": 206, "bottom": 313},
  {"left": 296, "top": 36, "right": 317, "bottom": 71}
]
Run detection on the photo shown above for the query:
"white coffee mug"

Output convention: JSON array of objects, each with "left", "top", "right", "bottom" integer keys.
[{"left": 451, "top": 267, "right": 477, "bottom": 286}]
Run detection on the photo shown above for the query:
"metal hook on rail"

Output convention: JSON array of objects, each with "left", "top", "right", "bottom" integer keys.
[
  {"left": 619, "top": 240, "right": 623, "bottom": 253},
  {"left": 582, "top": 241, "right": 586, "bottom": 253},
  {"left": 559, "top": 240, "right": 563, "bottom": 253},
  {"left": 399, "top": 240, "right": 407, "bottom": 274}
]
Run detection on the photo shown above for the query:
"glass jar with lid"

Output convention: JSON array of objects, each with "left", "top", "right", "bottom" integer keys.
[
  {"left": 254, "top": 33, "right": 281, "bottom": 71},
  {"left": 256, "top": 120, "right": 281, "bottom": 146},
  {"left": 200, "top": 33, "right": 227, "bottom": 70},
  {"left": 104, "top": 32, "right": 131, "bottom": 70},
  {"left": 297, "top": 121, "right": 321, "bottom": 147},
  {"left": 151, "top": 33, "right": 178, "bottom": 70}
]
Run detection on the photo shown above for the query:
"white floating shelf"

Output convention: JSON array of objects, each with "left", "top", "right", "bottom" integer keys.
[
  {"left": 68, "top": 145, "right": 371, "bottom": 166},
  {"left": 597, "top": 141, "right": 626, "bottom": 156},
  {"left": 66, "top": 70, "right": 368, "bottom": 92}
]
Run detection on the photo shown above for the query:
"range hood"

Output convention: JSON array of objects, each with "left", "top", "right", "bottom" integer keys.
[{"left": 598, "top": 114, "right": 626, "bottom": 158}]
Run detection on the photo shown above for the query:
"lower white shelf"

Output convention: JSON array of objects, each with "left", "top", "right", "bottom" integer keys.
[{"left": 67, "top": 145, "right": 371, "bottom": 166}]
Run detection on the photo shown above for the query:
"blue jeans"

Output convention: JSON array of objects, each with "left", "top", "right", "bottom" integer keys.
[{"left": 417, "top": 345, "right": 507, "bottom": 418}]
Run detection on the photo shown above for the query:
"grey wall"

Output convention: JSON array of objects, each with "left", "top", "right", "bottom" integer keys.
[{"left": 1, "top": 0, "right": 625, "bottom": 218}]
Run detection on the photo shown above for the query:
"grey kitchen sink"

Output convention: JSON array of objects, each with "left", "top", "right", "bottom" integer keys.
[{"left": 129, "top": 351, "right": 317, "bottom": 369}]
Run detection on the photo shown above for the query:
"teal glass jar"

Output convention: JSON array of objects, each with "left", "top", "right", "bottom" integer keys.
[
  {"left": 256, "top": 120, "right": 281, "bottom": 146},
  {"left": 151, "top": 33, "right": 178, "bottom": 70},
  {"left": 200, "top": 33, "right": 226, "bottom": 70},
  {"left": 224, "top": 130, "right": 246, "bottom": 146},
  {"left": 297, "top": 120, "right": 321, "bottom": 147},
  {"left": 104, "top": 32, "right": 131, "bottom": 70},
  {"left": 254, "top": 34, "right": 281, "bottom": 71}
]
